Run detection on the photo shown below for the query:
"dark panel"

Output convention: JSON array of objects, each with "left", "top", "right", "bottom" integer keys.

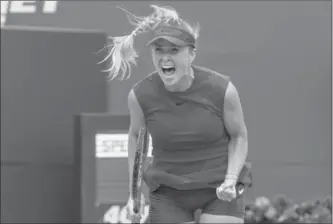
[
  {"left": 0, "top": 164, "right": 79, "bottom": 223},
  {"left": 75, "top": 114, "right": 131, "bottom": 223},
  {"left": 96, "top": 157, "right": 153, "bottom": 204},
  {"left": 1, "top": 26, "right": 108, "bottom": 165}
]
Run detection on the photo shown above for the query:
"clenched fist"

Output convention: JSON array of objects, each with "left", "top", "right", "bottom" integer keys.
[{"left": 216, "top": 179, "right": 238, "bottom": 202}]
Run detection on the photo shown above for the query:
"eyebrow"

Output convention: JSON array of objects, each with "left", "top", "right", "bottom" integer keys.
[{"left": 154, "top": 44, "right": 179, "bottom": 48}]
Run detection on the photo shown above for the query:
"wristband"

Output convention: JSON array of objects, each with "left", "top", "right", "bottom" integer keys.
[{"left": 225, "top": 173, "right": 238, "bottom": 180}]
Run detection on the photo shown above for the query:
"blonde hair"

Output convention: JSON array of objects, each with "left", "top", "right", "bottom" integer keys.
[{"left": 98, "top": 5, "right": 200, "bottom": 81}]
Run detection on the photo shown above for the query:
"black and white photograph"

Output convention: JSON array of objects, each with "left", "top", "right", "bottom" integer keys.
[{"left": 1, "top": 1, "right": 332, "bottom": 223}]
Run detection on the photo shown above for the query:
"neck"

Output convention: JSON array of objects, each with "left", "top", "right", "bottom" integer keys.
[{"left": 165, "top": 67, "right": 194, "bottom": 92}]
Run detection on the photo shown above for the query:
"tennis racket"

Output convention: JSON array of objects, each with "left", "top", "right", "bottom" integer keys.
[{"left": 131, "top": 125, "right": 149, "bottom": 224}]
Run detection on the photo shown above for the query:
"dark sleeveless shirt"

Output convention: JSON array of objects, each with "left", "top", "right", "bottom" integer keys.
[{"left": 133, "top": 65, "right": 231, "bottom": 191}]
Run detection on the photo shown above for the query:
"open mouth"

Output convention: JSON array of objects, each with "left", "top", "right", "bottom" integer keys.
[{"left": 161, "top": 66, "right": 176, "bottom": 76}]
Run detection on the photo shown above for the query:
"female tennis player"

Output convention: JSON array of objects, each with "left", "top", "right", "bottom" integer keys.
[{"left": 103, "top": 5, "right": 252, "bottom": 223}]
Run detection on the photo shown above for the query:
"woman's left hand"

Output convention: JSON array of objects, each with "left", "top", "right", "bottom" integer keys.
[{"left": 216, "top": 178, "right": 237, "bottom": 202}]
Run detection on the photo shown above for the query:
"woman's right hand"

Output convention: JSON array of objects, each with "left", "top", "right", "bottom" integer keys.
[{"left": 125, "top": 194, "right": 146, "bottom": 223}]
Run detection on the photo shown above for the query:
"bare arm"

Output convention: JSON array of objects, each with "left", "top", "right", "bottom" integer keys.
[
  {"left": 127, "top": 89, "right": 147, "bottom": 198},
  {"left": 223, "top": 82, "right": 248, "bottom": 180}
]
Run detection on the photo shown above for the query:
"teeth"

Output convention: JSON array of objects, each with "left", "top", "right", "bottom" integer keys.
[{"left": 162, "top": 66, "right": 174, "bottom": 68}]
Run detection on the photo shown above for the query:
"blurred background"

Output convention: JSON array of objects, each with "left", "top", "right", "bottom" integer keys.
[{"left": 1, "top": 1, "right": 332, "bottom": 223}]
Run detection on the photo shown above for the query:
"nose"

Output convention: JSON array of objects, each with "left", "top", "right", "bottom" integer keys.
[{"left": 160, "top": 54, "right": 172, "bottom": 62}]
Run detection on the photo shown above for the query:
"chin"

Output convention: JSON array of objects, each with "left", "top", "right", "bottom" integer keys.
[
  {"left": 161, "top": 76, "right": 180, "bottom": 86},
  {"left": 162, "top": 79, "right": 175, "bottom": 87}
]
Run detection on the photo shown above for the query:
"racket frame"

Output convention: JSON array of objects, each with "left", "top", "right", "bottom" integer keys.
[{"left": 131, "top": 125, "right": 149, "bottom": 223}]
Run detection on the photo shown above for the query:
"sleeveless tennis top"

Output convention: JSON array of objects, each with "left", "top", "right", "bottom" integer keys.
[{"left": 133, "top": 65, "right": 231, "bottom": 191}]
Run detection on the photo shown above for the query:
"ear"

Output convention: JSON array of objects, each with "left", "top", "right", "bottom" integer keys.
[{"left": 189, "top": 47, "right": 196, "bottom": 63}]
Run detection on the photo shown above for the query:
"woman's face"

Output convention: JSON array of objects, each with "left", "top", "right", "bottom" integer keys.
[{"left": 151, "top": 39, "right": 195, "bottom": 87}]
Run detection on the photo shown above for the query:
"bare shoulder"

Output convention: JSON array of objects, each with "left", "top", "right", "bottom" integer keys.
[
  {"left": 223, "top": 81, "right": 247, "bottom": 136},
  {"left": 128, "top": 88, "right": 137, "bottom": 103},
  {"left": 128, "top": 89, "right": 143, "bottom": 116},
  {"left": 225, "top": 81, "right": 240, "bottom": 103},
  {"left": 128, "top": 89, "right": 145, "bottom": 134}
]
